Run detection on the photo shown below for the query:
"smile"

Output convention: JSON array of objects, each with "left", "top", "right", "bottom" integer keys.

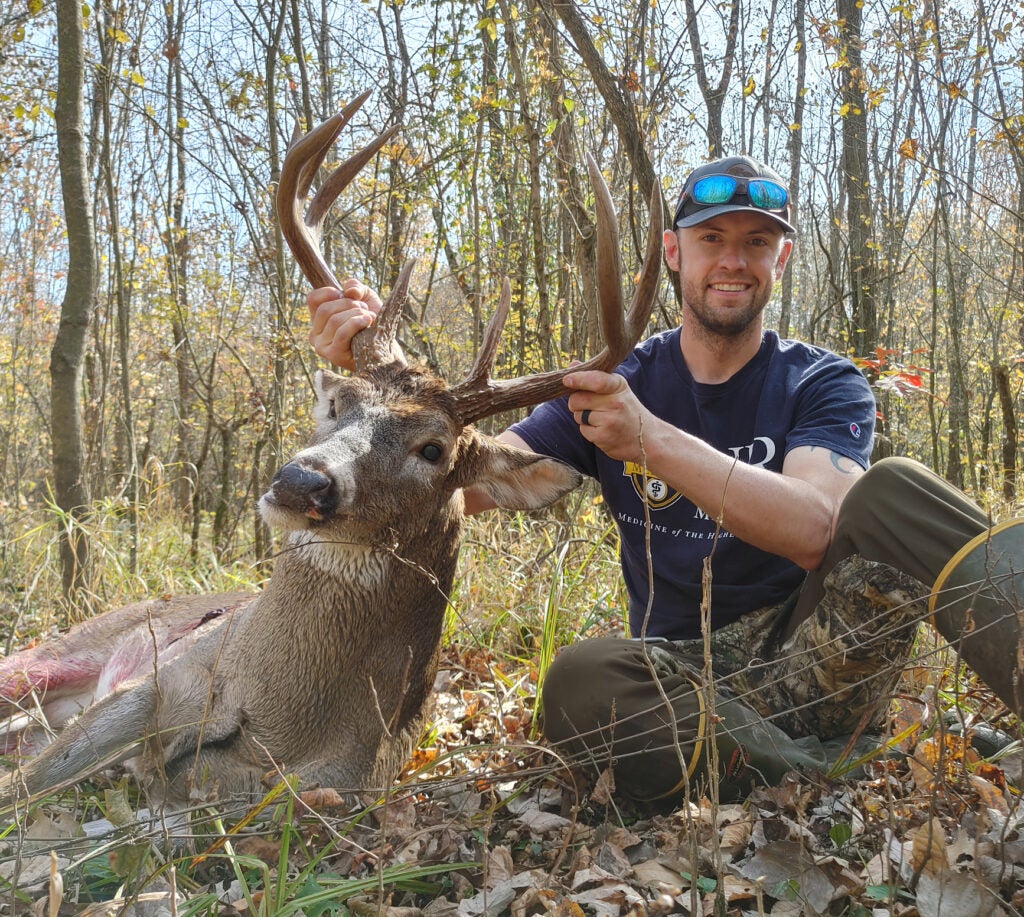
[{"left": 710, "top": 282, "right": 750, "bottom": 292}]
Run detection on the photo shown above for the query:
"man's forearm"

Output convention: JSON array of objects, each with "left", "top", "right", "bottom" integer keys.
[{"left": 641, "top": 423, "right": 836, "bottom": 570}]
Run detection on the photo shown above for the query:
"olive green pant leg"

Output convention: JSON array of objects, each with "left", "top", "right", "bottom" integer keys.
[{"left": 541, "top": 636, "right": 829, "bottom": 803}]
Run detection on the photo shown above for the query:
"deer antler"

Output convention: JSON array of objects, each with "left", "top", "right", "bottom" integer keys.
[
  {"left": 450, "top": 155, "right": 662, "bottom": 425},
  {"left": 279, "top": 94, "right": 663, "bottom": 416},
  {"left": 278, "top": 91, "right": 412, "bottom": 372}
]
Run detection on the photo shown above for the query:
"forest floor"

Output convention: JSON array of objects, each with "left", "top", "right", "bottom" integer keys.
[{"left": 3, "top": 642, "right": 1023, "bottom": 917}]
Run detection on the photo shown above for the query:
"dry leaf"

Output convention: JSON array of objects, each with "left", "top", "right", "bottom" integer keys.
[
  {"left": 719, "top": 811, "right": 754, "bottom": 857},
  {"left": 591, "top": 767, "right": 615, "bottom": 805},
  {"left": 916, "top": 870, "right": 1002, "bottom": 917},
  {"left": 234, "top": 835, "right": 282, "bottom": 865},
  {"left": 908, "top": 817, "right": 949, "bottom": 877},
  {"left": 739, "top": 841, "right": 837, "bottom": 912},
  {"left": 297, "top": 786, "right": 348, "bottom": 810},
  {"left": 969, "top": 774, "right": 1009, "bottom": 815},
  {"left": 484, "top": 845, "right": 516, "bottom": 888},
  {"left": 720, "top": 874, "right": 761, "bottom": 901}
]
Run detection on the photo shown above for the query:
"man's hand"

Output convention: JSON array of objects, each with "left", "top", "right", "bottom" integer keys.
[
  {"left": 307, "top": 279, "right": 382, "bottom": 371},
  {"left": 564, "top": 370, "right": 656, "bottom": 463}
]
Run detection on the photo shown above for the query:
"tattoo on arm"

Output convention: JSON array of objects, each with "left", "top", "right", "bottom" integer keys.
[
  {"left": 829, "top": 450, "right": 858, "bottom": 474},
  {"left": 808, "top": 446, "right": 860, "bottom": 474}
]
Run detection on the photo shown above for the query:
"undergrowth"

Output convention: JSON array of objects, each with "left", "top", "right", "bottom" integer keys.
[{"left": 0, "top": 485, "right": 1018, "bottom": 914}]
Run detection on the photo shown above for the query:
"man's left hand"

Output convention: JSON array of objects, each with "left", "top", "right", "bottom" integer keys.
[{"left": 565, "top": 370, "right": 656, "bottom": 462}]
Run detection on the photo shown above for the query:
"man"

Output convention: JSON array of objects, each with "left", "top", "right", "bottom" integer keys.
[{"left": 307, "top": 156, "right": 1023, "bottom": 802}]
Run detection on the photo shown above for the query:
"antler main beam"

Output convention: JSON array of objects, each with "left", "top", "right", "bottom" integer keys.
[
  {"left": 278, "top": 91, "right": 412, "bottom": 371},
  {"left": 450, "top": 156, "right": 663, "bottom": 425},
  {"left": 279, "top": 93, "right": 663, "bottom": 415}
]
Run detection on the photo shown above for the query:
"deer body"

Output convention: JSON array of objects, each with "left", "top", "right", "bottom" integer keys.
[
  {"left": 0, "top": 366, "right": 580, "bottom": 806},
  {"left": 0, "top": 93, "right": 661, "bottom": 809}
]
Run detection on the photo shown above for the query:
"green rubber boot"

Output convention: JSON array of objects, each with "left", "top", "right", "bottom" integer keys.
[{"left": 929, "top": 519, "right": 1024, "bottom": 717}]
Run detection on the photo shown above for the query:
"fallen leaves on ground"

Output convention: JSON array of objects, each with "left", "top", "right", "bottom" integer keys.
[{"left": 3, "top": 646, "right": 1024, "bottom": 915}]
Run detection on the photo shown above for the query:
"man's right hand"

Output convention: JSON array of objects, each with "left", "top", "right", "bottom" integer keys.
[{"left": 307, "top": 279, "right": 382, "bottom": 371}]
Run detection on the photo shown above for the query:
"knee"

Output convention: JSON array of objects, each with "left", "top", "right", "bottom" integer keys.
[
  {"left": 541, "top": 637, "right": 625, "bottom": 744},
  {"left": 853, "top": 456, "right": 927, "bottom": 497},
  {"left": 837, "top": 456, "right": 929, "bottom": 526},
  {"left": 544, "top": 636, "right": 622, "bottom": 689}
]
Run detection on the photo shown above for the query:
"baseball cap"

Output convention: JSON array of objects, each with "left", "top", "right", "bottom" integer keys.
[{"left": 673, "top": 156, "right": 795, "bottom": 234}]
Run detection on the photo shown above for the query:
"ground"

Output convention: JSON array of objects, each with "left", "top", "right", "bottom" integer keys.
[{"left": 2, "top": 644, "right": 1023, "bottom": 916}]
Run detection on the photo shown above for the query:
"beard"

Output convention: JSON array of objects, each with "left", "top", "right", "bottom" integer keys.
[{"left": 680, "top": 277, "right": 772, "bottom": 340}]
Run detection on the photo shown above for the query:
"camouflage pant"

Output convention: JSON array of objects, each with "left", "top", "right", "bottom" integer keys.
[
  {"left": 542, "top": 457, "right": 993, "bottom": 801},
  {"left": 692, "top": 555, "right": 928, "bottom": 738}
]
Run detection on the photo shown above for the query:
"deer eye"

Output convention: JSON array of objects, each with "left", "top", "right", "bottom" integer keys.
[{"left": 420, "top": 443, "right": 443, "bottom": 463}]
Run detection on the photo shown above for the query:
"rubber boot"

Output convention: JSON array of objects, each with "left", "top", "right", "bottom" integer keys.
[{"left": 929, "top": 519, "right": 1024, "bottom": 717}]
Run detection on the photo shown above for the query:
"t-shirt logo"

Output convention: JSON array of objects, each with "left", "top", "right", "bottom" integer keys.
[{"left": 622, "top": 461, "right": 682, "bottom": 509}]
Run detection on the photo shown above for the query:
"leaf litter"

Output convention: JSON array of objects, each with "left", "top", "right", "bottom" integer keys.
[{"left": 2, "top": 645, "right": 1023, "bottom": 915}]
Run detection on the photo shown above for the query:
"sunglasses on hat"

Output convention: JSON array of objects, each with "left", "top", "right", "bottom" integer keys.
[{"left": 675, "top": 174, "right": 789, "bottom": 224}]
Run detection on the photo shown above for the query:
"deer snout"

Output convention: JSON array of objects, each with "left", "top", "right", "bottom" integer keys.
[{"left": 268, "top": 461, "right": 339, "bottom": 522}]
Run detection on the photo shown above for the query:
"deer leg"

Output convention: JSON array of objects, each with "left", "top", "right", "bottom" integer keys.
[{"left": 0, "top": 676, "right": 158, "bottom": 808}]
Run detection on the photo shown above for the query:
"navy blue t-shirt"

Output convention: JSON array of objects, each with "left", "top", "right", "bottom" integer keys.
[{"left": 509, "top": 328, "right": 875, "bottom": 640}]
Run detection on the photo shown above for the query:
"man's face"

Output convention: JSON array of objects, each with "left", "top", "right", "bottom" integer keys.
[{"left": 663, "top": 210, "right": 793, "bottom": 339}]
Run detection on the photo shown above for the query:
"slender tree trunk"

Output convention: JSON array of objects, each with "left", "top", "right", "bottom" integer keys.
[
  {"left": 258, "top": 0, "right": 289, "bottom": 563},
  {"left": 536, "top": 0, "right": 597, "bottom": 358},
  {"left": 98, "top": 1, "right": 139, "bottom": 572},
  {"left": 836, "top": 0, "right": 877, "bottom": 355},
  {"left": 994, "top": 363, "right": 1017, "bottom": 501},
  {"left": 779, "top": 0, "right": 806, "bottom": 337},
  {"left": 543, "top": 0, "right": 657, "bottom": 200},
  {"left": 502, "top": 0, "right": 553, "bottom": 368},
  {"left": 52, "top": 0, "right": 96, "bottom": 604},
  {"left": 682, "top": 0, "right": 739, "bottom": 157}
]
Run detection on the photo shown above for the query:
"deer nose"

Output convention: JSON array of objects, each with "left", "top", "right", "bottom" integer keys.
[{"left": 271, "top": 462, "right": 337, "bottom": 519}]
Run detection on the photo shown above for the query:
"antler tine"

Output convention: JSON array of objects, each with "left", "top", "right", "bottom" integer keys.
[
  {"left": 351, "top": 257, "right": 415, "bottom": 371},
  {"left": 450, "top": 161, "right": 663, "bottom": 426},
  {"left": 588, "top": 153, "right": 628, "bottom": 361},
  {"left": 627, "top": 179, "right": 665, "bottom": 340},
  {"left": 279, "top": 91, "right": 408, "bottom": 370},
  {"left": 459, "top": 280, "right": 513, "bottom": 390}
]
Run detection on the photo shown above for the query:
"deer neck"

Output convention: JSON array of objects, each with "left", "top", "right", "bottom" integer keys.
[{"left": 249, "top": 501, "right": 465, "bottom": 641}]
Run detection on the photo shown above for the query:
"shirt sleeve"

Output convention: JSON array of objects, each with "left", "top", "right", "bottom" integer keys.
[
  {"left": 786, "top": 356, "right": 876, "bottom": 468},
  {"left": 508, "top": 395, "right": 600, "bottom": 478}
]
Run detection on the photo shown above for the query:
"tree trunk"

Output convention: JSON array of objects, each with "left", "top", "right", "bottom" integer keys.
[
  {"left": 682, "top": 0, "right": 739, "bottom": 157},
  {"left": 52, "top": 0, "right": 97, "bottom": 604},
  {"left": 543, "top": 0, "right": 657, "bottom": 201},
  {"left": 994, "top": 363, "right": 1017, "bottom": 501},
  {"left": 836, "top": 0, "right": 877, "bottom": 356},
  {"left": 778, "top": 0, "right": 806, "bottom": 337}
]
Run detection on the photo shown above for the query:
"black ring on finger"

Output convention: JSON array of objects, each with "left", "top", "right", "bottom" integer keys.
[{"left": 580, "top": 409, "right": 592, "bottom": 427}]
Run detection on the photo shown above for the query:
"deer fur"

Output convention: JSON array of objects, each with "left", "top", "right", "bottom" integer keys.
[{"left": 0, "top": 365, "right": 580, "bottom": 808}]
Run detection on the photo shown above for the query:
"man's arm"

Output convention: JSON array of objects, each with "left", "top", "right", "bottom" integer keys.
[{"left": 561, "top": 369, "right": 860, "bottom": 570}]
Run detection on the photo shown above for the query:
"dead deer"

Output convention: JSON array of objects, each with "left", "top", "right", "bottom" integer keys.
[{"left": 0, "top": 91, "right": 662, "bottom": 810}]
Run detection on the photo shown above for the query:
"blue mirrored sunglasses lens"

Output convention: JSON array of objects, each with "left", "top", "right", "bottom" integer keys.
[
  {"left": 691, "top": 175, "right": 738, "bottom": 204},
  {"left": 748, "top": 180, "right": 788, "bottom": 210}
]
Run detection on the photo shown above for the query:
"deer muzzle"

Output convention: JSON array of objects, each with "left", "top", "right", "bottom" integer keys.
[{"left": 265, "top": 461, "right": 338, "bottom": 522}]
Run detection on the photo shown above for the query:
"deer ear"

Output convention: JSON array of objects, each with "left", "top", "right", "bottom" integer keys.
[
  {"left": 314, "top": 368, "right": 345, "bottom": 394},
  {"left": 456, "top": 434, "right": 581, "bottom": 510}
]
